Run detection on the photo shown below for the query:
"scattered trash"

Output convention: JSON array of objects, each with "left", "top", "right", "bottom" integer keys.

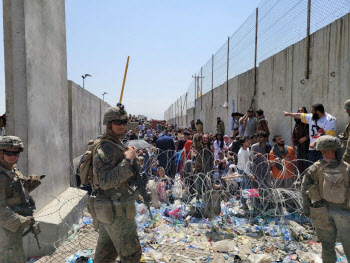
[
  {"left": 248, "top": 253, "right": 272, "bottom": 263},
  {"left": 30, "top": 194, "right": 350, "bottom": 263}
]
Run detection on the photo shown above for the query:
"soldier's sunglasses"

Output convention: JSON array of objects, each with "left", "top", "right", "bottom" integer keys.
[
  {"left": 3, "top": 150, "right": 20, "bottom": 156},
  {"left": 112, "top": 120, "right": 128, "bottom": 125}
]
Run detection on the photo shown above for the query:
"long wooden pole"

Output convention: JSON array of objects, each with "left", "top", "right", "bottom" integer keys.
[
  {"left": 212, "top": 54, "right": 214, "bottom": 107},
  {"left": 227, "top": 36, "right": 229, "bottom": 103},
  {"left": 119, "top": 56, "right": 130, "bottom": 103}
]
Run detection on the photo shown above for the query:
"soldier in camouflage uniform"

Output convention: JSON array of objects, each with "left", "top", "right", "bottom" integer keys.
[
  {"left": 0, "top": 136, "right": 41, "bottom": 263},
  {"left": 301, "top": 135, "right": 350, "bottom": 263},
  {"left": 93, "top": 104, "right": 142, "bottom": 263},
  {"left": 339, "top": 99, "right": 350, "bottom": 163}
]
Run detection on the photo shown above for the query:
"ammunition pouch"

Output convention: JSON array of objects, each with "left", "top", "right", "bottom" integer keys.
[
  {"left": 125, "top": 201, "right": 136, "bottom": 219},
  {"left": 113, "top": 200, "right": 136, "bottom": 219},
  {"left": 307, "top": 184, "right": 321, "bottom": 202},
  {"left": 309, "top": 205, "right": 332, "bottom": 230},
  {"left": 94, "top": 198, "right": 114, "bottom": 224},
  {"left": 87, "top": 195, "right": 99, "bottom": 230}
]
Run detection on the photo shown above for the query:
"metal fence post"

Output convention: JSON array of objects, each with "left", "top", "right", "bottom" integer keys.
[
  {"left": 254, "top": 8, "right": 258, "bottom": 97},
  {"left": 212, "top": 54, "right": 214, "bottom": 107},
  {"left": 201, "top": 67, "right": 203, "bottom": 110},
  {"left": 305, "top": 0, "right": 311, "bottom": 79}
]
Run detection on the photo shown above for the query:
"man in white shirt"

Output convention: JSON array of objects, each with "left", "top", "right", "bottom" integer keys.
[
  {"left": 237, "top": 136, "right": 255, "bottom": 208},
  {"left": 284, "top": 103, "right": 336, "bottom": 163}
]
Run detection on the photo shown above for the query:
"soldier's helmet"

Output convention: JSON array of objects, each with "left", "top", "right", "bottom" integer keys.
[
  {"left": 316, "top": 135, "right": 343, "bottom": 151},
  {"left": 0, "top": 136, "right": 24, "bottom": 152},
  {"left": 103, "top": 103, "right": 128, "bottom": 125},
  {"left": 344, "top": 99, "right": 350, "bottom": 110}
]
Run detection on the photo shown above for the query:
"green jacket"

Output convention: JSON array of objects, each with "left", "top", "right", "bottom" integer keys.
[
  {"left": 217, "top": 122, "right": 225, "bottom": 135},
  {"left": 339, "top": 122, "right": 350, "bottom": 163},
  {"left": 301, "top": 159, "right": 350, "bottom": 215}
]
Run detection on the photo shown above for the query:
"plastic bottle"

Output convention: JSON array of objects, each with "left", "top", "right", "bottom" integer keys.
[
  {"left": 285, "top": 229, "right": 291, "bottom": 241},
  {"left": 82, "top": 216, "right": 92, "bottom": 225},
  {"left": 81, "top": 249, "right": 93, "bottom": 257},
  {"left": 65, "top": 255, "right": 74, "bottom": 263},
  {"left": 189, "top": 244, "right": 201, "bottom": 249},
  {"left": 88, "top": 259, "right": 93, "bottom": 263}
]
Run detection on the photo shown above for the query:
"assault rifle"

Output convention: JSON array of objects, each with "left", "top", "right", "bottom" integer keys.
[
  {"left": 129, "top": 161, "right": 153, "bottom": 221},
  {"left": 10, "top": 175, "right": 45, "bottom": 249}
]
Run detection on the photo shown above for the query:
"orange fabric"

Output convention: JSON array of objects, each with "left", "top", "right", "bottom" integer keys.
[{"left": 269, "top": 146, "right": 296, "bottom": 180}]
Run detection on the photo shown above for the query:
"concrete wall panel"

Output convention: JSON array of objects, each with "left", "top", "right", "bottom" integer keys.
[
  {"left": 4, "top": 0, "right": 69, "bottom": 210},
  {"left": 327, "top": 14, "right": 350, "bottom": 133},
  {"left": 70, "top": 81, "right": 102, "bottom": 159},
  {"left": 237, "top": 69, "right": 255, "bottom": 114},
  {"left": 167, "top": 14, "right": 350, "bottom": 148}
]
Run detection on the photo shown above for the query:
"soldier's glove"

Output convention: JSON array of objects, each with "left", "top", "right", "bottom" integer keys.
[
  {"left": 31, "top": 221, "right": 41, "bottom": 235},
  {"left": 24, "top": 174, "right": 42, "bottom": 192},
  {"left": 22, "top": 216, "right": 33, "bottom": 229}
]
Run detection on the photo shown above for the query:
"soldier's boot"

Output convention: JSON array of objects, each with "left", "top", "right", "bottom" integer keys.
[{"left": 315, "top": 227, "right": 337, "bottom": 263}]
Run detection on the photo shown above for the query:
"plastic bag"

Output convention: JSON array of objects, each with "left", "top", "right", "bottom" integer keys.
[
  {"left": 242, "top": 188, "right": 259, "bottom": 198},
  {"left": 248, "top": 254, "right": 272, "bottom": 263},
  {"left": 212, "top": 240, "right": 236, "bottom": 252}
]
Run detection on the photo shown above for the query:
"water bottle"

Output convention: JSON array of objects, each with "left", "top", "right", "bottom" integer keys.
[
  {"left": 269, "top": 227, "right": 275, "bottom": 237},
  {"left": 285, "top": 229, "right": 291, "bottom": 241},
  {"left": 65, "top": 255, "right": 74, "bottom": 263},
  {"left": 88, "top": 259, "right": 93, "bottom": 263}
]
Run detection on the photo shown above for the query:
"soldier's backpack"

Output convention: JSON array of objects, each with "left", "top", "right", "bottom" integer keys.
[
  {"left": 78, "top": 139, "right": 101, "bottom": 187},
  {"left": 78, "top": 138, "right": 120, "bottom": 188}
]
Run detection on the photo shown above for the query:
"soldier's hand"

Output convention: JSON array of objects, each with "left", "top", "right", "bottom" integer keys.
[
  {"left": 124, "top": 146, "right": 137, "bottom": 160},
  {"left": 22, "top": 216, "right": 33, "bottom": 229}
]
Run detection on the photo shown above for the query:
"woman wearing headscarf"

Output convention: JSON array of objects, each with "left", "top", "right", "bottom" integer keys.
[
  {"left": 179, "top": 140, "right": 192, "bottom": 172},
  {"left": 155, "top": 167, "right": 171, "bottom": 204},
  {"left": 213, "top": 134, "right": 227, "bottom": 160},
  {"left": 223, "top": 135, "right": 230, "bottom": 148}
]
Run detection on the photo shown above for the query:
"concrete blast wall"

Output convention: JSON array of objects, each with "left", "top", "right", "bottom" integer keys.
[
  {"left": 68, "top": 81, "right": 110, "bottom": 160},
  {"left": 4, "top": 0, "right": 69, "bottom": 210},
  {"left": 168, "top": 13, "right": 350, "bottom": 146},
  {"left": 3, "top": 1, "right": 112, "bottom": 211}
]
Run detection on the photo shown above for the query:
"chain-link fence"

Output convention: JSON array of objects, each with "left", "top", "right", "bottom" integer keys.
[{"left": 164, "top": 0, "right": 350, "bottom": 122}]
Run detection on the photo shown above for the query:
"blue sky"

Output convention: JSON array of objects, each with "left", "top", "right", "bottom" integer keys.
[{"left": 0, "top": 0, "right": 261, "bottom": 119}]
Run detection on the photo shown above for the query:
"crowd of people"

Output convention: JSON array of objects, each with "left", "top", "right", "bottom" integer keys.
[
  {"left": 126, "top": 103, "right": 349, "bottom": 214},
  {"left": 1, "top": 100, "right": 350, "bottom": 262}
]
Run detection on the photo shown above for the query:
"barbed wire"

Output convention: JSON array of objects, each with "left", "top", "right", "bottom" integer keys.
[
  {"left": 165, "top": 0, "right": 350, "bottom": 121},
  {"left": 28, "top": 146, "right": 316, "bottom": 262}
]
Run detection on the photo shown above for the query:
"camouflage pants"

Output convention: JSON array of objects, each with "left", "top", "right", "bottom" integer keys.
[
  {"left": 94, "top": 209, "right": 142, "bottom": 263},
  {"left": 0, "top": 226, "right": 25, "bottom": 263},
  {"left": 315, "top": 205, "right": 350, "bottom": 263}
]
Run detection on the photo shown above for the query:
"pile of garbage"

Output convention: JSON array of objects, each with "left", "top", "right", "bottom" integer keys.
[{"left": 30, "top": 197, "right": 349, "bottom": 263}]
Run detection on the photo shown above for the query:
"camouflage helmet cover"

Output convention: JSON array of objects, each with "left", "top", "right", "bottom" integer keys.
[
  {"left": 0, "top": 136, "right": 24, "bottom": 152},
  {"left": 343, "top": 99, "right": 350, "bottom": 110},
  {"left": 316, "top": 135, "right": 342, "bottom": 151},
  {"left": 103, "top": 103, "right": 128, "bottom": 125}
]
